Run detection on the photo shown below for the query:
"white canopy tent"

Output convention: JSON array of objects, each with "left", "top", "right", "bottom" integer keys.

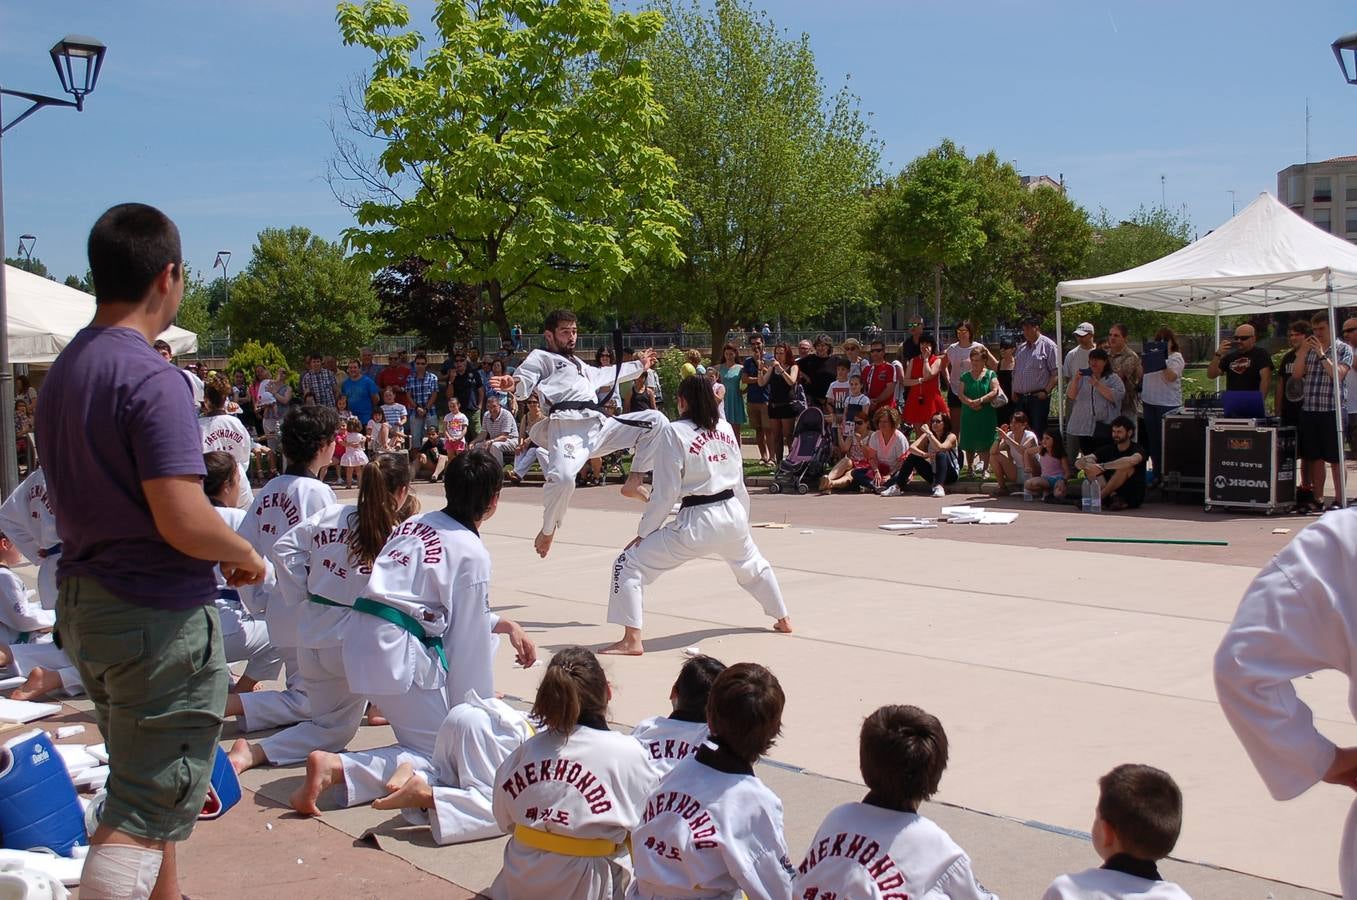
[
  {"left": 1055, "top": 192, "right": 1357, "bottom": 505},
  {"left": 3, "top": 263, "right": 197, "bottom": 363}
]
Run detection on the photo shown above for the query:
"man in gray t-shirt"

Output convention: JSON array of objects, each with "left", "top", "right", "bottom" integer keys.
[{"left": 37, "top": 204, "right": 264, "bottom": 900}]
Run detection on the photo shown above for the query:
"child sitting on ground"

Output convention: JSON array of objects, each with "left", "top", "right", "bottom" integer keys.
[
  {"left": 1043, "top": 764, "right": 1190, "bottom": 899},
  {"left": 1025, "top": 430, "right": 1071, "bottom": 502},
  {"left": 820, "top": 413, "right": 871, "bottom": 493},
  {"left": 631, "top": 654, "right": 726, "bottom": 777},
  {"left": 0, "top": 532, "right": 54, "bottom": 669},
  {"left": 793, "top": 704, "right": 996, "bottom": 899},
  {"left": 630, "top": 662, "right": 796, "bottom": 900}
]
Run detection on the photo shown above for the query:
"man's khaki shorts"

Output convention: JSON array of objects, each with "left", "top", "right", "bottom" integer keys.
[
  {"left": 57, "top": 576, "right": 228, "bottom": 843},
  {"left": 747, "top": 401, "right": 769, "bottom": 432}
]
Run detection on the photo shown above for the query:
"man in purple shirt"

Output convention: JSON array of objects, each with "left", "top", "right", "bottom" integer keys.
[{"left": 37, "top": 204, "right": 265, "bottom": 899}]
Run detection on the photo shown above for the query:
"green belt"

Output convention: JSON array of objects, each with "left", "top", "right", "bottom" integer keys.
[
  {"left": 351, "top": 596, "right": 448, "bottom": 670},
  {"left": 307, "top": 592, "right": 348, "bottom": 609}
]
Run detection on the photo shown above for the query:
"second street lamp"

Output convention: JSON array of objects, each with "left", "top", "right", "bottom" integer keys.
[
  {"left": 1333, "top": 32, "right": 1357, "bottom": 84},
  {"left": 16, "top": 234, "right": 34, "bottom": 262}
]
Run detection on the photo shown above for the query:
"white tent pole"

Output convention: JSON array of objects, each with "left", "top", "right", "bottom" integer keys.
[
  {"left": 1328, "top": 275, "right": 1347, "bottom": 507},
  {"left": 1055, "top": 299, "right": 1065, "bottom": 425},
  {"left": 1213, "top": 308, "right": 1221, "bottom": 394}
]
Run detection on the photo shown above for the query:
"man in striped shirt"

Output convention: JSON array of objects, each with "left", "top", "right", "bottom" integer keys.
[
  {"left": 1011, "top": 317, "right": 1060, "bottom": 438},
  {"left": 300, "top": 352, "right": 338, "bottom": 409},
  {"left": 405, "top": 352, "right": 440, "bottom": 449},
  {"left": 472, "top": 394, "right": 519, "bottom": 467}
]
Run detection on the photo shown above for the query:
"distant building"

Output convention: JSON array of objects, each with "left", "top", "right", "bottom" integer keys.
[
  {"left": 1277, "top": 155, "right": 1357, "bottom": 241},
  {"left": 1020, "top": 174, "right": 1064, "bottom": 193}
]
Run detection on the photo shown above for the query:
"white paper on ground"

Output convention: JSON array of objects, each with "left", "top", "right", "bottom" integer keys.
[
  {"left": 0, "top": 675, "right": 24, "bottom": 691},
  {"left": 87, "top": 742, "right": 108, "bottom": 764},
  {"left": 55, "top": 744, "right": 97, "bottom": 774},
  {"left": 0, "top": 849, "right": 85, "bottom": 885},
  {"left": 72, "top": 765, "right": 109, "bottom": 790},
  {"left": 889, "top": 516, "right": 934, "bottom": 523},
  {"left": 940, "top": 505, "right": 982, "bottom": 516},
  {"left": 878, "top": 523, "right": 938, "bottom": 532},
  {"left": 978, "top": 511, "right": 1019, "bottom": 525},
  {"left": 0, "top": 698, "right": 61, "bottom": 723}
]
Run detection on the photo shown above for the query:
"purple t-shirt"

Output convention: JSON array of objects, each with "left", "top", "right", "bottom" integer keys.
[{"left": 38, "top": 326, "right": 215, "bottom": 609}]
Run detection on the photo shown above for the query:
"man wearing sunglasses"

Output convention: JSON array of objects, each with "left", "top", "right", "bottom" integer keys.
[
  {"left": 862, "top": 342, "right": 898, "bottom": 419},
  {"left": 1208, "top": 324, "right": 1272, "bottom": 418}
]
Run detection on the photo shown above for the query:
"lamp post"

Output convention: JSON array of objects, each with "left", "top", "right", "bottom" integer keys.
[
  {"left": 16, "top": 234, "right": 34, "bottom": 262},
  {"left": 1333, "top": 32, "right": 1357, "bottom": 83},
  {"left": 213, "top": 250, "right": 231, "bottom": 348},
  {"left": 0, "top": 36, "right": 107, "bottom": 496}
]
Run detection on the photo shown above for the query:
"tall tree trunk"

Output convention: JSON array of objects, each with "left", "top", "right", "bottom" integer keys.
[
  {"left": 487, "top": 280, "right": 510, "bottom": 344},
  {"left": 933, "top": 263, "right": 943, "bottom": 343},
  {"left": 707, "top": 316, "right": 735, "bottom": 366}
]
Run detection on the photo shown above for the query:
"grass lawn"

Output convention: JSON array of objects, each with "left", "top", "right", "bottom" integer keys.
[{"left": 1180, "top": 365, "right": 1218, "bottom": 397}]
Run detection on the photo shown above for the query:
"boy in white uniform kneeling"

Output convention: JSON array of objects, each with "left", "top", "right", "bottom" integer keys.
[
  {"left": 631, "top": 654, "right": 725, "bottom": 778},
  {"left": 491, "top": 646, "right": 658, "bottom": 900},
  {"left": 629, "top": 662, "right": 796, "bottom": 900},
  {"left": 794, "top": 705, "right": 996, "bottom": 899},
  {"left": 1043, "top": 764, "right": 1191, "bottom": 900}
]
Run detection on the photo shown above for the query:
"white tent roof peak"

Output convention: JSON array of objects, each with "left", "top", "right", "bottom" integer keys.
[
  {"left": 1057, "top": 192, "right": 1357, "bottom": 314},
  {"left": 3, "top": 264, "right": 196, "bottom": 364}
]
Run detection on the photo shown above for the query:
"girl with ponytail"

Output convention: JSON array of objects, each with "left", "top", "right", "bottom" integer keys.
[
  {"left": 226, "top": 453, "right": 417, "bottom": 777},
  {"left": 490, "top": 646, "right": 658, "bottom": 899}
]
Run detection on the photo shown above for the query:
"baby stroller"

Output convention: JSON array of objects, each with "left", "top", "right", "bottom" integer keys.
[{"left": 768, "top": 405, "right": 830, "bottom": 494}]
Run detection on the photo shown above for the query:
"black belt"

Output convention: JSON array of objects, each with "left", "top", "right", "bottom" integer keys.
[
  {"left": 40, "top": 543, "right": 61, "bottom": 558},
  {"left": 219, "top": 588, "right": 241, "bottom": 603},
  {"left": 550, "top": 401, "right": 654, "bottom": 429},
  {"left": 680, "top": 489, "right": 735, "bottom": 509}
]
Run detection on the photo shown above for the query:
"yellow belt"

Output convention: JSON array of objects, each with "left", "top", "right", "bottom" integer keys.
[{"left": 512, "top": 824, "right": 624, "bottom": 858}]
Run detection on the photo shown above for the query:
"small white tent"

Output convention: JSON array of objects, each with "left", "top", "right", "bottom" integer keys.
[
  {"left": 3, "top": 264, "right": 197, "bottom": 364},
  {"left": 1056, "top": 192, "right": 1355, "bottom": 504}
]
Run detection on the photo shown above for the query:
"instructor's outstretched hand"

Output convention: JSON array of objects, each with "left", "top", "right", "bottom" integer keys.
[
  {"left": 489, "top": 374, "right": 516, "bottom": 392},
  {"left": 639, "top": 348, "right": 658, "bottom": 370}
]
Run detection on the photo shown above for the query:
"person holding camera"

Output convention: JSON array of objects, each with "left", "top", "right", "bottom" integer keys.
[
  {"left": 1065, "top": 348, "right": 1125, "bottom": 455},
  {"left": 1294, "top": 313, "right": 1353, "bottom": 511},
  {"left": 1208, "top": 324, "right": 1272, "bottom": 418}
]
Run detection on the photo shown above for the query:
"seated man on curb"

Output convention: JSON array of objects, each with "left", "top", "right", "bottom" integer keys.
[
  {"left": 1075, "top": 416, "right": 1147, "bottom": 511},
  {"left": 471, "top": 394, "right": 519, "bottom": 469},
  {"left": 990, "top": 409, "right": 1038, "bottom": 495}
]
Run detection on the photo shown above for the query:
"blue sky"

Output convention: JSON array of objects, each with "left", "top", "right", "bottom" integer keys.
[{"left": 4, "top": 1, "right": 1357, "bottom": 284}]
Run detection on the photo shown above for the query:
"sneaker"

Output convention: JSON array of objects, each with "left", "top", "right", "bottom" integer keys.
[
  {"left": 931, "top": 485, "right": 946, "bottom": 498},
  {"left": 880, "top": 484, "right": 902, "bottom": 497}
]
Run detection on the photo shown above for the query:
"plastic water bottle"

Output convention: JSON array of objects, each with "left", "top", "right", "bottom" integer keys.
[
  {"left": 1022, "top": 488, "right": 1033, "bottom": 502},
  {"left": 1091, "top": 483, "right": 1102, "bottom": 513},
  {"left": 1081, "top": 479, "right": 1092, "bottom": 512}
]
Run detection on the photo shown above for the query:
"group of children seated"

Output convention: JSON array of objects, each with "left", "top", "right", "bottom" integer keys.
[{"left": 327, "top": 392, "right": 476, "bottom": 488}]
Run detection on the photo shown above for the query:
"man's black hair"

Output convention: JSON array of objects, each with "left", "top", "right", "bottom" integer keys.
[
  {"left": 88, "top": 203, "right": 182, "bottom": 304},
  {"left": 444, "top": 448, "right": 503, "bottom": 530},
  {"left": 544, "top": 309, "right": 578, "bottom": 331},
  {"left": 280, "top": 405, "right": 341, "bottom": 474},
  {"left": 1111, "top": 415, "right": 1136, "bottom": 432}
]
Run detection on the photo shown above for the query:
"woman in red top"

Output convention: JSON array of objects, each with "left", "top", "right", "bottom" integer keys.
[{"left": 901, "top": 334, "right": 948, "bottom": 429}]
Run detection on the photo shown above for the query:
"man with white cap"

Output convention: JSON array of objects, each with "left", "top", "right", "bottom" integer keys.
[{"left": 1062, "top": 322, "right": 1097, "bottom": 461}]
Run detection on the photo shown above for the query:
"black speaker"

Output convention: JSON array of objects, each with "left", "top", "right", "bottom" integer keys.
[{"left": 1162, "top": 412, "right": 1210, "bottom": 487}]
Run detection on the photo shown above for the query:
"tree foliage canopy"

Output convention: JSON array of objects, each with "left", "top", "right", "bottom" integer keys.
[
  {"left": 333, "top": 0, "right": 686, "bottom": 338},
  {"left": 629, "top": 0, "right": 879, "bottom": 350},
  {"left": 221, "top": 226, "right": 379, "bottom": 364},
  {"left": 372, "top": 257, "right": 481, "bottom": 351}
]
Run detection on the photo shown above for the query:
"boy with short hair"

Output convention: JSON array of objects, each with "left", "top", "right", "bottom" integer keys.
[
  {"left": 827, "top": 360, "right": 852, "bottom": 434},
  {"left": 794, "top": 705, "right": 996, "bottom": 899},
  {"left": 631, "top": 654, "right": 726, "bottom": 777},
  {"left": 630, "top": 662, "right": 796, "bottom": 900},
  {"left": 1043, "top": 764, "right": 1191, "bottom": 899},
  {"left": 843, "top": 373, "right": 871, "bottom": 434}
]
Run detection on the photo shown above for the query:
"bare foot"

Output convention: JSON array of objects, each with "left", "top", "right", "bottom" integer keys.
[
  {"left": 290, "top": 750, "right": 342, "bottom": 816},
  {"left": 365, "top": 703, "right": 389, "bottom": 727},
  {"left": 224, "top": 693, "right": 245, "bottom": 718},
  {"left": 11, "top": 667, "right": 61, "bottom": 701},
  {"left": 599, "top": 627, "right": 644, "bottom": 656},
  {"left": 372, "top": 770, "right": 432, "bottom": 811},
  {"left": 773, "top": 617, "right": 793, "bottom": 634},
  {"left": 534, "top": 530, "right": 554, "bottom": 558},
  {"left": 384, "top": 761, "right": 416, "bottom": 795},
  {"left": 227, "top": 738, "right": 267, "bottom": 774}
]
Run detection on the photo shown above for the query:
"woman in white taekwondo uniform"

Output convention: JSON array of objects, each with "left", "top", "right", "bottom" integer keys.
[
  {"left": 287, "top": 449, "right": 537, "bottom": 817},
  {"left": 225, "top": 452, "right": 417, "bottom": 775},
  {"left": 199, "top": 373, "right": 255, "bottom": 510},
  {"left": 491, "top": 646, "right": 658, "bottom": 900},
  {"left": 488, "top": 309, "right": 667, "bottom": 559},
  {"left": 226, "top": 405, "right": 340, "bottom": 731},
  {"left": 1215, "top": 507, "right": 1357, "bottom": 898},
  {"left": 602, "top": 375, "right": 792, "bottom": 656}
]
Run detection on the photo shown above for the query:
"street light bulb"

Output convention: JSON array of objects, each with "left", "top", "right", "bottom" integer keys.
[
  {"left": 49, "top": 35, "right": 107, "bottom": 109},
  {"left": 1333, "top": 31, "right": 1357, "bottom": 84}
]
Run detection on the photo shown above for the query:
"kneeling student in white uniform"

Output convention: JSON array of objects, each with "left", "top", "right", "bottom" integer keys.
[
  {"left": 200, "top": 374, "right": 256, "bottom": 510},
  {"left": 225, "top": 405, "right": 340, "bottom": 730},
  {"left": 491, "top": 646, "right": 658, "bottom": 900},
  {"left": 289, "top": 449, "right": 536, "bottom": 817},
  {"left": 629, "top": 662, "right": 796, "bottom": 900},
  {"left": 0, "top": 532, "right": 55, "bottom": 668},
  {"left": 794, "top": 705, "right": 996, "bottom": 900},
  {"left": 1043, "top": 764, "right": 1190, "bottom": 899},
  {"left": 603, "top": 375, "right": 792, "bottom": 656},
  {"left": 631, "top": 654, "right": 725, "bottom": 777},
  {"left": 227, "top": 452, "right": 417, "bottom": 775},
  {"left": 202, "top": 451, "right": 282, "bottom": 694}
]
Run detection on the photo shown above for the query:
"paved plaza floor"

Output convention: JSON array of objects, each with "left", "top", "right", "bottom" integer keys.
[{"left": 33, "top": 481, "right": 1352, "bottom": 897}]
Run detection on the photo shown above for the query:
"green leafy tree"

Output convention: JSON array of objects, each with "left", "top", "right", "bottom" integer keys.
[
  {"left": 333, "top": 0, "right": 686, "bottom": 340},
  {"left": 629, "top": 0, "right": 879, "bottom": 352},
  {"left": 1013, "top": 184, "right": 1093, "bottom": 317},
  {"left": 225, "top": 340, "right": 292, "bottom": 384},
  {"left": 372, "top": 257, "right": 480, "bottom": 351},
  {"left": 863, "top": 140, "right": 984, "bottom": 335},
  {"left": 5, "top": 256, "right": 49, "bottom": 278},
  {"left": 63, "top": 272, "right": 93, "bottom": 293},
  {"left": 174, "top": 266, "right": 222, "bottom": 340},
  {"left": 220, "top": 226, "right": 380, "bottom": 364}
]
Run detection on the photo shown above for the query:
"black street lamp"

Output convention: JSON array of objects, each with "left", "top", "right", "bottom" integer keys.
[
  {"left": 1333, "top": 32, "right": 1357, "bottom": 84},
  {"left": 213, "top": 250, "right": 231, "bottom": 346},
  {"left": 0, "top": 36, "right": 107, "bottom": 495},
  {"left": 16, "top": 235, "right": 35, "bottom": 262}
]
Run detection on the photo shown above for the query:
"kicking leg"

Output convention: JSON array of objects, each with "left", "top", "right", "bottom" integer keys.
[{"left": 538, "top": 422, "right": 592, "bottom": 557}]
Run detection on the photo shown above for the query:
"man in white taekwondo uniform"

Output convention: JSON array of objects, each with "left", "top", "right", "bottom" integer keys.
[
  {"left": 0, "top": 468, "right": 85, "bottom": 699},
  {"left": 603, "top": 375, "right": 791, "bottom": 656},
  {"left": 227, "top": 405, "right": 340, "bottom": 730},
  {"left": 489, "top": 309, "right": 666, "bottom": 559},
  {"left": 288, "top": 449, "right": 536, "bottom": 817},
  {"left": 1215, "top": 507, "right": 1357, "bottom": 898}
]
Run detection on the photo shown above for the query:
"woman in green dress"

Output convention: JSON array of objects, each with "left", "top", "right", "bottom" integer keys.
[
  {"left": 959, "top": 344, "right": 999, "bottom": 476},
  {"left": 718, "top": 342, "right": 747, "bottom": 446}
]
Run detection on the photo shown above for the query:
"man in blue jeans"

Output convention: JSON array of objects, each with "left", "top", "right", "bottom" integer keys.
[
  {"left": 38, "top": 203, "right": 265, "bottom": 899},
  {"left": 1011, "top": 316, "right": 1059, "bottom": 438}
]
